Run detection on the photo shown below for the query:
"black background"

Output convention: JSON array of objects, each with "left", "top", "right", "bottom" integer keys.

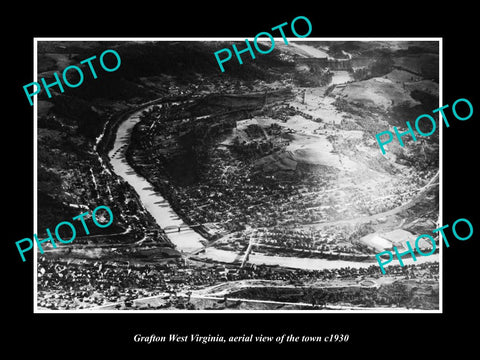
[{"left": 4, "top": 3, "right": 478, "bottom": 356}]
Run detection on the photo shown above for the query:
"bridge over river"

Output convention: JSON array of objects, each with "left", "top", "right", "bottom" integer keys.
[{"left": 104, "top": 96, "right": 439, "bottom": 271}]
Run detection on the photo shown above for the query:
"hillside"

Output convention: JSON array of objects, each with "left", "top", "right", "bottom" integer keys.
[{"left": 36, "top": 41, "right": 301, "bottom": 256}]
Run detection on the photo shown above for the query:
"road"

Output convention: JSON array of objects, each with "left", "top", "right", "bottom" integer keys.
[
  {"left": 88, "top": 292, "right": 405, "bottom": 311},
  {"left": 87, "top": 277, "right": 422, "bottom": 312}
]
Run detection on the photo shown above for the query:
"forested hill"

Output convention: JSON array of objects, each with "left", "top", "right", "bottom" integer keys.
[{"left": 36, "top": 40, "right": 294, "bottom": 238}]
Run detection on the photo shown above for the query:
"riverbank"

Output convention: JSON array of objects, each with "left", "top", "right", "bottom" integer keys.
[
  {"left": 107, "top": 106, "right": 207, "bottom": 253},
  {"left": 104, "top": 95, "right": 440, "bottom": 272}
]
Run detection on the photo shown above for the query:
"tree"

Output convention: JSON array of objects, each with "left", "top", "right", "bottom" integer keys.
[{"left": 371, "top": 55, "right": 394, "bottom": 77}]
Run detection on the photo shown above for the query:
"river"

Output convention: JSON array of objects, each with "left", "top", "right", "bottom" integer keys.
[
  {"left": 330, "top": 70, "right": 353, "bottom": 85},
  {"left": 202, "top": 248, "right": 438, "bottom": 270},
  {"left": 288, "top": 43, "right": 353, "bottom": 85},
  {"left": 108, "top": 108, "right": 205, "bottom": 253},
  {"left": 106, "top": 102, "right": 438, "bottom": 271}
]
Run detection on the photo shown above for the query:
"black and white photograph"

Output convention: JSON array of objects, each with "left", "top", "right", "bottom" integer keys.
[
  {"left": 5, "top": 6, "right": 478, "bottom": 355},
  {"left": 34, "top": 39, "right": 441, "bottom": 312}
]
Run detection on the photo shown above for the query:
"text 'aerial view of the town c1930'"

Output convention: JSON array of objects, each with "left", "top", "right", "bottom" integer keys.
[{"left": 35, "top": 39, "right": 440, "bottom": 312}]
